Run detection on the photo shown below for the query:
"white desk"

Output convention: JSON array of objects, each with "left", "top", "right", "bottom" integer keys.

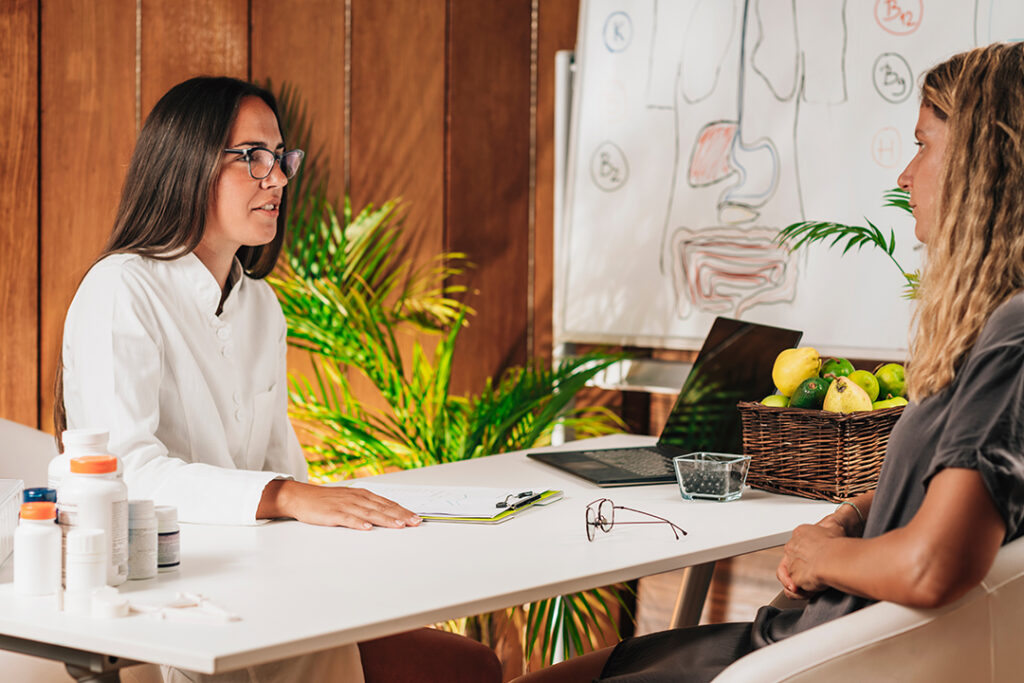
[{"left": 0, "top": 435, "right": 833, "bottom": 678}]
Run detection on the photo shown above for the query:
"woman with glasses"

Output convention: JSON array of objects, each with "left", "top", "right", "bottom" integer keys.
[
  {"left": 517, "top": 42, "right": 1024, "bottom": 683},
  {"left": 56, "top": 76, "right": 500, "bottom": 683}
]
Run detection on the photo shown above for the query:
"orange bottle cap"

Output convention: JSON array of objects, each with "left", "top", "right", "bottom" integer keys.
[
  {"left": 20, "top": 501, "right": 57, "bottom": 520},
  {"left": 70, "top": 455, "right": 117, "bottom": 474}
]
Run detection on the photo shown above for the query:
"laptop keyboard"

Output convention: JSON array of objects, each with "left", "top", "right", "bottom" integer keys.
[{"left": 585, "top": 448, "right": 674, "bottom": 477}]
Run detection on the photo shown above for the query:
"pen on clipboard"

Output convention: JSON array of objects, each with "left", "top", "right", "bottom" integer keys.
[{"left": 496, "top": 491, "right": 539, "bottom": 509}]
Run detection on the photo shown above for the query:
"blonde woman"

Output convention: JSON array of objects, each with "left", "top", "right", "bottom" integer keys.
[{"left": 518, "top": 42, "right": 1024, "bottom": 683}]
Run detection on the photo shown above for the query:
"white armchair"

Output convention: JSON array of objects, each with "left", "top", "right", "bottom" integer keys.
[{"left": 713, "top": 533, "right": 1024, "bottom": 682}]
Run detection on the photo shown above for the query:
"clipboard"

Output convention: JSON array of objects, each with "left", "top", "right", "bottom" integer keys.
[{"left": 345, "top": 483, "right": 564, "bottom": 524}]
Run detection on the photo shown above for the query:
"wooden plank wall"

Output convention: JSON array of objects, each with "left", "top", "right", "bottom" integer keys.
[
  {"left": 1, "top": 0, "right": 577, "bottom": 431},
  {"left": 0, "top": 0, "right": 39, "bottom": 429}
]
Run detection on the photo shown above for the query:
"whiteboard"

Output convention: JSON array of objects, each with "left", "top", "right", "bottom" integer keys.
[{"left": 558, "top": 0, "right": 1024, "bottom": 360}]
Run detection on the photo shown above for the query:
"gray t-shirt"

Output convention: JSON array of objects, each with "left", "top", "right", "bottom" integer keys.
[{"left": 753, "top": 291, "right": 1024, "bottom": 646}]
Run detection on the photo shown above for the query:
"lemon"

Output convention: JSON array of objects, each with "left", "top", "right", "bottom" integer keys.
[
  {"left": 772, "top": 348, "right": 821, "bottom": 397},
  {"left": 761, "top": 394, "right": 789, "bottom": 407},
  {"left": 847, "top": 370, "right": 880, "bottom": 402}
]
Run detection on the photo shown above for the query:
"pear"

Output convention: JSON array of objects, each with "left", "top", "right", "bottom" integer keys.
[
  {"left": 772, "top": 347, "right": 821, "bottom": 397},
  {"left": 823, "top": 376, "right": 873, "bottom": 413}
]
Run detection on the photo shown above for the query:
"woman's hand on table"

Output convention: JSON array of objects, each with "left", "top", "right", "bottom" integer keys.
[{"left": 258, "top": 480, "right": 422, "bottom": 529}]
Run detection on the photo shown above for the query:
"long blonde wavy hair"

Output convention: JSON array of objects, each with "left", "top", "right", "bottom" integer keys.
[{"left": 909, "top": 43, "right": 1024, "bottom": 401}]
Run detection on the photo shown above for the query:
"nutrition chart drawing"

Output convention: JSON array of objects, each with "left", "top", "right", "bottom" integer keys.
[{"left": 558, "top": 0, "right": 1024, "bottom": 358}]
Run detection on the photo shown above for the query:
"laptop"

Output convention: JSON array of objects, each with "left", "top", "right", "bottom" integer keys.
[{"left": 528, "top": 317, "right": 802, "bottom": 486}]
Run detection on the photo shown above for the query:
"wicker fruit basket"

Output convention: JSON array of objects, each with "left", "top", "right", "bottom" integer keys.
[{"left": 736, "top": 401, "right": 905, "bottom": 502}]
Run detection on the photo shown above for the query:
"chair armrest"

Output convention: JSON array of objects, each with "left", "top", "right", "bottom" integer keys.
[{"left": 712, "top": 586, "right": 991, "bottom": 683}]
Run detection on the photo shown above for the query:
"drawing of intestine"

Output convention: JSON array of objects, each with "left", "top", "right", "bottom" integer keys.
[
  {"left": 669, "top": 227, "right": 796, "bottom": 319},
  {"left": 655, "top": 0, "right": 846, "bottom": 320}
]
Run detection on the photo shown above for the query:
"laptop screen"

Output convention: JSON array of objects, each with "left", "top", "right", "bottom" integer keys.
[{"left": 657, "top": 318, "right": 802, "bottom": 454}]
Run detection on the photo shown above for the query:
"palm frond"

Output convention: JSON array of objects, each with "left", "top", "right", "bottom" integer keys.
[
  {"left": 882, "top": 187, "right": 912, "bottom": 214},
  {"left": 523, "top": 586, "right": 634, "bottom": 666},
  {"left": 774, "top": 187, "right": 918, "bottom": 299}
]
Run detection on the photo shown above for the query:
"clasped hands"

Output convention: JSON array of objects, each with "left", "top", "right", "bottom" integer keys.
[{"left": 776, "top": 513, "right": 847, "bottom": 600}]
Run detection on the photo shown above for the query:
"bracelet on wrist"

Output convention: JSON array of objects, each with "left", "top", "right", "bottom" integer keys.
[{"left": 836, "top": 500, "right": 865, "bottom": 525}]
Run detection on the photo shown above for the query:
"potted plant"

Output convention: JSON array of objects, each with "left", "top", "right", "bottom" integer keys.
[{"left": 269, "top": 82, "right": 633, "bottom": 670}]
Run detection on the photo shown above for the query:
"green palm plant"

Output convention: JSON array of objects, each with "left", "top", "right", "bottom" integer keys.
[
  {"left": 775, "top": 188, "right": 919, "bottom": 298},
  {"left": 269, "top": 81, "right": 632, "bottom": 667}
]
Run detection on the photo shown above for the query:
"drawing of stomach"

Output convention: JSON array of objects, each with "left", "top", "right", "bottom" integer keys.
[{"left": 669, "top": 226, "right": 796, "bottom": 318}]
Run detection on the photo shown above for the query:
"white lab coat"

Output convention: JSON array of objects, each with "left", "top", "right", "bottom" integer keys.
[
  {"left": 62, "top": 252, "right": 307, "bottom": 524},
  {"left": 62, "top": 252, "right": 364, "bottom": 682}
]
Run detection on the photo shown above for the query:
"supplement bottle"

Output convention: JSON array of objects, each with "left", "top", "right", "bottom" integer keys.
[
  {"left": 128, "top": 499, "right": 158, "bottom": 580},
  {"left": 64, "top": 528, "right": 107, "bottom": 615},
  {"left": 57, "top": 456, "right": 129, "bottom": 586},
  {"left": 50, "top": 429, "right": 123, "bottom": 489},
  {"left": 14, "top": 502, "right": 61, "bottom": 597},
  {"left": 155, "top": 505, "right": 180, "bottom": 573}
]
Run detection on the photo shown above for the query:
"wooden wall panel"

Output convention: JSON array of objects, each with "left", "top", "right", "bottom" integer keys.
[
  {"left": 251, "top": 0, "right": 346, "bottom": 203},
  {"left": 39, "top": 0, "right": 136, "bottom": 433},
  {"left": 347, "top": 1, "right": 447, "bottom": 409},
  {"left": 447, "top": 0, "right": 533, "bottom": 395},
  {"left": 0, "top": 0, "right": 39, "bottom": 428},
  {"left": 251, "top": 0, "right": 348, "bottom": 414},
  {"left": 534, "top": 0, "right": 579, "bottom": 361},
  {"left": 350, "top": 0, "right": 444, "bottom": 252},
  {"left": 140, "top": 0, "right": 248, "bottom": 117}
]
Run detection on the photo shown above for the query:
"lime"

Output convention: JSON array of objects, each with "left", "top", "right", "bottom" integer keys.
[
  {"left": 847, "top": 369, "right": 880, "bottom": 402},
  {"left": 821, "top": 358, "right": 854, "bottom": 380},
  {"left": 789, "top": 377, "right": 831, "bottom": 409},
  {"left": 761, "top": 394, "right": 790, "bottom": 407},
  {"left": 874, "top": 363, "right": 907, "bottom": 399}
]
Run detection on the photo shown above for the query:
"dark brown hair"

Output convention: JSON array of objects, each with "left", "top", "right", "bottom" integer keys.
[{"left": 54, "top": 76, "right": 289, "bottom": 438}]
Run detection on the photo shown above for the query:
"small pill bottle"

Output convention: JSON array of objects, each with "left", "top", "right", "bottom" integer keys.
[
  {"left": 64, "top": 528, "right": 107, "bottom": 615},
  {"left": 155, "top": 505, "right": 180, "bottom": 573},
  {"left": 23, "top": 487, "right": 58, "bottom": 504},
  {"left": 14, "top": 502, "right": 61, "bottom": 597},
  {"left": 128, "top": 500, "right": 158, "bottom": 580},
  {"left": 57, "top": 456, "right": 128, "bottom": 586}
]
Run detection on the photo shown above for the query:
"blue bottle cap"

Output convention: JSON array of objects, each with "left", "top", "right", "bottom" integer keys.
[{"left": 23, "top": 487, "right": 58, "bottom": 503}]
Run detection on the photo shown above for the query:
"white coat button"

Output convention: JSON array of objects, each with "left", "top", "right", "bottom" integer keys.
[
  {"left": 233, "top": 392, "right": 242, "bottom": 404},
  {"left": 216, "top": 327, "right": 230, "bottom": 340},
  {"left": 235, "top": 409, "right": 244, "bottom": 422}
]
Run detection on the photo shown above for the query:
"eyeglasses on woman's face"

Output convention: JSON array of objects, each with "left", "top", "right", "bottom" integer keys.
[
  {"left": 223, "top": 146, "right": 305, "bottom": 180},
  {"left": 585, "top": 498, "right": 687, "bottom": 542}
]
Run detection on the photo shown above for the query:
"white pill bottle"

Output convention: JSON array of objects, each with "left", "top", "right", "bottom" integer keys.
[
  {"left": 49, "top": 429, "right": 122, "bottom": 490},
  {"left": 13, "top": 502, "right": 62, "bottom": 597},
  {"left": 57, "top": 456, "right": 128, "bottom": 586},
  {"left": 64, "top": 528, "right": 107, "bottom": 615}
]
